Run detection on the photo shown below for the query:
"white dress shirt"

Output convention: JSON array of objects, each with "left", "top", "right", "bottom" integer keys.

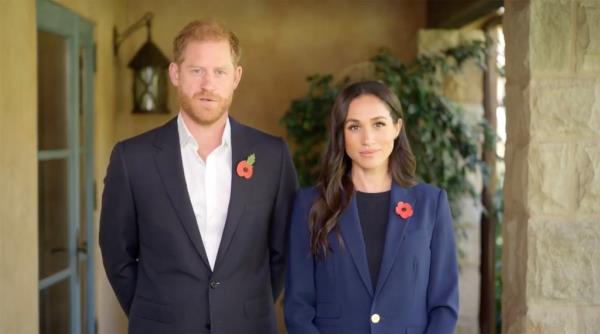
[{"left": 177, "top": 114, "right": 232, "bottom": 270}]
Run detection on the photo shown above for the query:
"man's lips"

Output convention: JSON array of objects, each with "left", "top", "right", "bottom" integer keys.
[
  {"left": 197, "top": 97, "right": 218, "bottom": 102},
  {"left": 194, "top": 94, "right": 220, "bottom": 102}
]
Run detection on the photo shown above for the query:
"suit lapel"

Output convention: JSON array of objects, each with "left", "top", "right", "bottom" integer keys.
[
  {"left": 153, "top": 118, "right": 211, "bottom": 269},
  {"left": 374, "top": 183, "right": 416, "bottom": 296},
  {"left": 214, "top": 118, "right": 253, "bottom": 271},
  {"left": 339, "top": 194, "right": 374, "bottom": 297}
]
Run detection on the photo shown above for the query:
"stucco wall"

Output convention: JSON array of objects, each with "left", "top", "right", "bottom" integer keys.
[
  {"left": 115, "top": 0, "right": 426, "bottom": 140},
  {"left": 0, "top": 1, "right": 39, "bottom": 332}
]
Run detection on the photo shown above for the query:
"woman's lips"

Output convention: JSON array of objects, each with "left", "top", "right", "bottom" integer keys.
[{"left": 359, "top": 149, "right": 379, "bottom": 156}]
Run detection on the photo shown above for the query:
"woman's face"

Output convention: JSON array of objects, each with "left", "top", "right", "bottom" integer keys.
[{"left": 343, "top": 94, "right": 402, "bottom": 175}]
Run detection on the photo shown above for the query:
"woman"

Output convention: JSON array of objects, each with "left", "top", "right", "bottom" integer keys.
[{"left": 284, "top": 81, "right": 458, "bottom": 334}]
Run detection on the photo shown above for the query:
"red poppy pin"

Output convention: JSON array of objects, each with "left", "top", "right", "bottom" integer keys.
[
  {"left": 236, "top": 153, "right": 256, "bottom": 179},
  {"left": 395, "top": 201, "right": 413, "bottom": 220}
]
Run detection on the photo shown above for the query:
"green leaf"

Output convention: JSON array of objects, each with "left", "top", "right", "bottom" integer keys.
[{"left": 247, "top": 153, "right": 256, "bottom": 165}]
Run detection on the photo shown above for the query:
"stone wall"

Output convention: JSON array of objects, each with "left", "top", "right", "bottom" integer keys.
[{"left": 503, "top": 0, "right": 600, "bottom": 333}]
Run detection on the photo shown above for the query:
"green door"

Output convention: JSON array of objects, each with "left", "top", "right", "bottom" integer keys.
[{"left": 37, "top": 0, "right": 95, "bottom": 333}]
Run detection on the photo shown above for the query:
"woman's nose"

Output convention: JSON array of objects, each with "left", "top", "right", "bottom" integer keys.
[{"left": 361, "top": 128, "right": 375, "bottom": 145}]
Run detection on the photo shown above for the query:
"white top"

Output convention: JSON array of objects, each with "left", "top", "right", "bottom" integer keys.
[{"left": 177, "top": 113, "right": 232, "bottom": 270}]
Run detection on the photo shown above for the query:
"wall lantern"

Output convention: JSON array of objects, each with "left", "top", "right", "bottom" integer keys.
[{"left": 114, "top": 12, "right": 170, "bottom": 114}]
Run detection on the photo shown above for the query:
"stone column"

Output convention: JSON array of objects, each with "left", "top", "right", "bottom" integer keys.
[{"left": 503, "top": 0, "right": 600, "bottom": 332}]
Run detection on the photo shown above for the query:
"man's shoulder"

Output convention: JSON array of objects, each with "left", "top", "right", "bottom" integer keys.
[
  {"left": 231, "top": 120, "right": 288, "bottom": 155},
  {"left": 232, "top": 119, "right": 286, "bottom": 148},
  {"left": 118, "top": 117, "right": 176, "bottom": 150}
]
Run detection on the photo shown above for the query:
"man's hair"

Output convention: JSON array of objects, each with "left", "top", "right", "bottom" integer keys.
[{"left": 173, "top": 20, "right": 241, "bottom": 65}]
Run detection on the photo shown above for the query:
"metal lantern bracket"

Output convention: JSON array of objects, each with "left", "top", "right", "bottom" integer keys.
[
  {"left": 114, "top": 12, "right": 170, "bottom": 114},
  {"left": 113, "top": 12, "right": 154, "bottom": 56}
]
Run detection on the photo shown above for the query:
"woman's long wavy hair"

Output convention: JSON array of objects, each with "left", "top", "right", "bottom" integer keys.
[{"left": 309, "top": 80, "right": 417, "bottom": 258}]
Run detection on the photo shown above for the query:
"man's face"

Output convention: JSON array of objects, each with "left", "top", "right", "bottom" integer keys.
[{"left": 169, "top": 39, "right": 242, "bottom": 125}]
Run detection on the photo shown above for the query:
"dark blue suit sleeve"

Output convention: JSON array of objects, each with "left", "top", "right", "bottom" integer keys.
[
  {"left": 269, "top": 139, "right": 298, "bottom": 300},
  {"left": 426, "top": 189, "right": 459, "bottom": 333},
  {"left": 284, "top": 190, "right": 320, "bottom": 334},
  {"left": 99, "top": 142, "right": 139, "bottom": 314}
]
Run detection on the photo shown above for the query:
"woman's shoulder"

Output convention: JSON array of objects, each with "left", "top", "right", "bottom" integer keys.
[
  {"left": 291, "top": 187, "right": 318, "bottom": 223},
  {"left": 406, "top": 182, "right": 446, "bottom": 198},
  {"left": 295, "top": 186, "right": 319, "bottom": 206},
  {"left": 403, "top": 183, "right": 450, "bottom": 218},
  {"left": 411, "top": 182, "right": 442, "bottom": 192}
]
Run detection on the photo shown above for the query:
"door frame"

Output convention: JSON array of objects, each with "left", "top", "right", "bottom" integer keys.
[{"left": 36, "top": 0, "right": 95, "bottom": 333}]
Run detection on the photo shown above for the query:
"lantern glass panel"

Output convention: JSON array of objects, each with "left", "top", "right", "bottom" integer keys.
[{"left": 132, "top": 66, "right": 168, "bottom": 113}]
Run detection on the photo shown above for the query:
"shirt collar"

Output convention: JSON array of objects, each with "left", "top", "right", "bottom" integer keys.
[{"left": 177, "top": 113, "right": 231, "bottom": 149}]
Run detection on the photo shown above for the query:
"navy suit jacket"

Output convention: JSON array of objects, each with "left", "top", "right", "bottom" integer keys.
[
  {"left": 284, "top": 183, "right": 458, "bottom": 334},
  {"left": 99, "top": 117, "right": 297, "bottom": 334}
]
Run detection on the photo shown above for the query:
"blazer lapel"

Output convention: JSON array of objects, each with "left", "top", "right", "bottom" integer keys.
[
  {"left": 374, "top": 183, "right": 416, "bottom": 295},
  {"left": 214, "top": 118, "right": 253, "bottom": 271},
  {"left": 339, "top": 194, "right": 374, "bottom": 297},
  {"left": 153, "top": 118, "right": 211, "bottom": 269}
]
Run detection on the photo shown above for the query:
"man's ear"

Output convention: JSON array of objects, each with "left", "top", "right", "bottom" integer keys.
[
  {"left": 233, "top": 65, "right": 243, "bottom": 89},
  {"left": 168, "top": 62, "right": 180, "bottom": 87}
]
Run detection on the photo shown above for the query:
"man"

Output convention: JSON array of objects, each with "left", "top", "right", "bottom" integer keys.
[{"left": 100, "top": 20, "right": 297, "bottom": 334}]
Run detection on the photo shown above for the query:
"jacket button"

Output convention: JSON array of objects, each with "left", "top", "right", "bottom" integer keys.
[
  {"left": 209, "top": 281, "right": 220, "bottom": 289},
  {"left": 371, "top": 313, "right": 381, "bottom": 324}
]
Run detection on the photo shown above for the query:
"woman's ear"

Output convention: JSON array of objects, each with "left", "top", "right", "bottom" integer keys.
[{"left": 395, "top": 119, "right": 403, "bottom": 138}]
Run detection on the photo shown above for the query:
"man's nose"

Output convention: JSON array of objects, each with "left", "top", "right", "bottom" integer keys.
[{"left": 200, "top": 72, "right": 215, "bottom": 90}]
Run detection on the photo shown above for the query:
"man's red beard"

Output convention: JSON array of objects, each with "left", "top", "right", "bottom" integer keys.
[{"left": 180, "top": 89, "right": 232, "bottom": 126}]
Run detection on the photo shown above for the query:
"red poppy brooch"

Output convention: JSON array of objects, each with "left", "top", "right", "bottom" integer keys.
[
  {"left": 236, "top": 153, "right": 256, "bottom": 179},
  {"left": 395, "top": 201, "right": 413, "bottom": 220}
]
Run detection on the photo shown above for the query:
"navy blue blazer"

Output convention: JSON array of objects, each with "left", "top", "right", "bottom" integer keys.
[
  {"left": 284, "top": 183, "right": 458, "bottom": 334},
  {"left": 99, "top": 117, "right": 297, "bottom": 333}
]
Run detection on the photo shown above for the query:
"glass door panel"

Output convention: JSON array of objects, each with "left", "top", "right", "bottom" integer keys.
[
  {"left": 38, "top": 30, "right": 69, "bottom": 151},
  {"left": 38, "top": 159, "right": 70, "bottom": 278},
  {"left": 39, "top": 279, "right": 70, "bottom": 334}
]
